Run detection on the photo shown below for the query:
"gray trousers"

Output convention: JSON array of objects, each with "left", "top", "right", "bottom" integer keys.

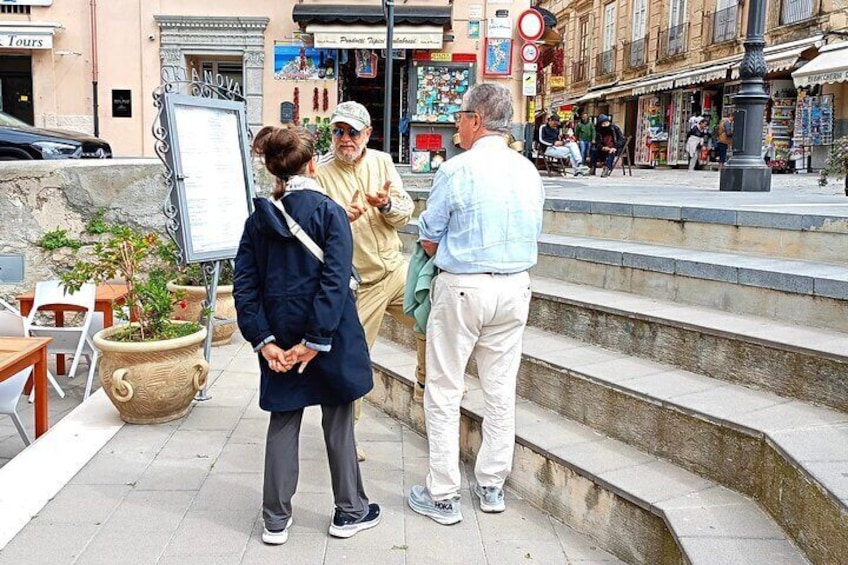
[{"left": 263, "top": 402, "right": 369, "bottom": 530}]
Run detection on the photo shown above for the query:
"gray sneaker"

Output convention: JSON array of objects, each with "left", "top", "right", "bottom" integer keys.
[
  {"left": 474, "top": 484, "right": 506, "bottom": 513},
  {"left": 407, "top": 485, "right": 462, "bottom": 525}
]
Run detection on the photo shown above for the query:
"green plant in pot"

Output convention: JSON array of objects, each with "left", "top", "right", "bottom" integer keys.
[
  {"left": 165, "top": 255, "right": 237, "bottom": 346},
  {"left": 818, "top": 135, "right": 848, "bottom": 195},
  {"left": 61, "top": 227, "right": 208, "bottom": 424}
]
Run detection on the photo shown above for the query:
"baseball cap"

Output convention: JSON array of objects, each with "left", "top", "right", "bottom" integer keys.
[{"left": 330, "top": 101, "right": 371, "bottom": 131}]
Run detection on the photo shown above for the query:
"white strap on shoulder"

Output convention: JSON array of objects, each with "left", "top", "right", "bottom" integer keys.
[{"left": 270, "top": 198, "right": 325, "bottom": 263}]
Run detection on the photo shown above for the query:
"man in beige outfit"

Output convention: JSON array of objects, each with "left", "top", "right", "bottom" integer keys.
[{"left": 315, "top": 101, "right": 425, "bottom": 460}]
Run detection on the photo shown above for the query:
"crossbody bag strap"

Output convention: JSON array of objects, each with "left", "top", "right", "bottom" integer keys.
[{"left": 271, "top": 198, "right": 325, "bottom": 263}]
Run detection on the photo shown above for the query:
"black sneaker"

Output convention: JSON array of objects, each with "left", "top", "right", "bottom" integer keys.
[{"left": 328, "top": 503, "right": 381, "bottom": 538}]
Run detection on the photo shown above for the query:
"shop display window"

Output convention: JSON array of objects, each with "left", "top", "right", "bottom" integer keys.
[{"left": 411, "top": 64, "right": 472, "bottom": 124}]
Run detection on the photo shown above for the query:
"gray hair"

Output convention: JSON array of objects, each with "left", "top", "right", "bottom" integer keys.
[{"left": 463, "top": 83, "right": 513, "bottom": 134}]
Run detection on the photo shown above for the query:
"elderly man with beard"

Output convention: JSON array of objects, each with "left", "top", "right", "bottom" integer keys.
[{"left": 315, "top": 101, "right": 422, "bottom": 461}]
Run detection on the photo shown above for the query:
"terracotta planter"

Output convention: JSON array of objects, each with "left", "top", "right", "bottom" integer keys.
[
  {"left": 93, "top": 324, "right": 209, "bottom": 424},
  {"left": 167, "top": 282, "right": 236, "bottom": 346}
]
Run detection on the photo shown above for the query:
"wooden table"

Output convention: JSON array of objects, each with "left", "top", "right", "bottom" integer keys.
[
  {"left": 0, "top": 337, "right": 52, "bottom": 438},
  {"left": 17, "top": 283, "right": 129, "bottom": 375}
]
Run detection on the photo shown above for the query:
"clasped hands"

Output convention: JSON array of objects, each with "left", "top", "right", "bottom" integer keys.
[
  {"left": 345, "top": 181, "right": 391, "bottom": 222},
  {"left": 261, "top": 342, "right": 318, "bottom": 374}
]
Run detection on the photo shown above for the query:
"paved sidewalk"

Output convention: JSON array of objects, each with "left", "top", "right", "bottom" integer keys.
[{"left": 0, "top": 335, "right": 622, "bottom": 565}]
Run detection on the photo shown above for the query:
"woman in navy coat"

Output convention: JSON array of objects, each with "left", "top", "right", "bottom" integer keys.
[{"left": 234, "top": 125, "right": 380, "bottom": 545}]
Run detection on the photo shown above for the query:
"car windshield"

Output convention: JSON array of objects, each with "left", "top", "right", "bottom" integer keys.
[{"left": 0, "top": 112, "right": 31, "bottom": 128}]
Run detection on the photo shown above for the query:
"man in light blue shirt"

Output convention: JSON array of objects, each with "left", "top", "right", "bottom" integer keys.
[{"left": 407, "top": 83, "right": 545, "bottom": 525}]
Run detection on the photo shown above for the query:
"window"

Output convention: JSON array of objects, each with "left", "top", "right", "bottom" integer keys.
[
  {"left": 579, "top": 16, "right": 589, "bottom": 62},
  {"left": 631, "top": 0, "right": 647, "bottom": 40},
  {"left": 711, "top": 0, "right": 737, "bottom": 44},
  {"left": 780, "top": 0, "right": 814, "bottom": 25},
  {"left": 669, "top": 0, "right": 686, "bottom": 27},
  {"left": 603, "top": 3, "right": 617, "bottom": 52}
]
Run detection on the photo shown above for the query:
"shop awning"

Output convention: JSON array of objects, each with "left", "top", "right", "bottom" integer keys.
[
  {"left": 793, "top": 41, "right": 848, "bottom": 88},
  {"left": 730, "top": 47, "right": 809, "bottom": 79},
  {"left": 292, "top": 4, "right": 451, "bottom": 28},
  {"left": 305, "top": 24, "right": 444, "bottom": 50},
  {"left": 0, "top": 22, "right": 61, "bottom": 50},
  {"left": 675, "top": 63, "right": 730, "bottom": 87},
  {"left": 632, "top": 75, "right": 677, "bottom": 96}
]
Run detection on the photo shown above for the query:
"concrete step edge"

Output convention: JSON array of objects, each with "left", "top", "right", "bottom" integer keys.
[{"left": 369, "top": 340, "right": 808, "bottom": 565}]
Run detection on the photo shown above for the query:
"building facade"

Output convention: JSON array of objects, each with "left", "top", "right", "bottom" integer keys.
[
  {"left": 536, "top": 0, "right": 848, "bottom": 169},
  {"left": 0, "top": 0, "right": 537, "bottom": 160}
]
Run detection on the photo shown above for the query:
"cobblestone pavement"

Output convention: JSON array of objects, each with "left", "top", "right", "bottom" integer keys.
[{"left": 0, "top": 335, "right": 622, "bottom": 565}]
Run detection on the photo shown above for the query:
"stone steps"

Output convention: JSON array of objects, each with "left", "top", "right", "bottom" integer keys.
[{"left": 368, "top": 340, "right": 810, "bottom": 565}]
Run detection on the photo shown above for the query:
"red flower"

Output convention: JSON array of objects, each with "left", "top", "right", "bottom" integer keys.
[{"left": 179, "top": 299, "right": 188, "bottom": 310}]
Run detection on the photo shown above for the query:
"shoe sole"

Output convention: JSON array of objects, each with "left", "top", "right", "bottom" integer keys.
[
  {"left": 262, "top": 517, "right": 293, "bottom": 545},
  {"left": 407, "top": 496, "right": 463, "bottom": 525},
  {"left": 328, "top": 514, "right": 382, "bottom": 538}
]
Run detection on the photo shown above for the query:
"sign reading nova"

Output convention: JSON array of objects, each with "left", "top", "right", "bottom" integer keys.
[{"left": 309, "top": 25, "right": 443, "bottom": 50}]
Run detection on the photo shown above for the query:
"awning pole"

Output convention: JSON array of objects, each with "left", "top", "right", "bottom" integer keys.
[{"left": 382, "top": 0, "right": 395, "bottom": 156}]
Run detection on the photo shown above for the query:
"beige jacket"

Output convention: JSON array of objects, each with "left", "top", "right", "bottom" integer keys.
[{"left": 315, "top": 149, "right": 414, "bottom": 286}]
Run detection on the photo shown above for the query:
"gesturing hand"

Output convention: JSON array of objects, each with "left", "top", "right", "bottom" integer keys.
[
  {"left": 283, "top": 343, "right": 319, "bottom": 374},
  {"left": 364, "top": 181, "right": 391, "bottom": 209},
  {"left": 261, "top": 343, "right": 293, "bottom": 373},
  {"left": 346, "top": 189, "right": 367, "bottom": 222}
]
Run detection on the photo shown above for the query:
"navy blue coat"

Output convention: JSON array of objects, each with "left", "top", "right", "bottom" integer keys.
[{"left": 233, "top": 189, "right": 372, "bottom": 413}]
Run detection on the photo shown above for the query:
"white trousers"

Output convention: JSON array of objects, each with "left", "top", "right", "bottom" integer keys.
[{"left": 424, "top": 271, "right": 532, "bottom": 500}]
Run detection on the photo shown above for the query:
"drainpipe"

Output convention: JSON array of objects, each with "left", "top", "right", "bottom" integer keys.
[{"left": 90, "top": 0, "right": 99, "bottom": 137}]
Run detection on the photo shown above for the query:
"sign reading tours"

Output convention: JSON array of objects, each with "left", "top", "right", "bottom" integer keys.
[
  {"left": 160, "top": 94, "right": 254, "bottom": 263},
  {"left": 0, "top": 33, "right": 52, "bottom": 49}
]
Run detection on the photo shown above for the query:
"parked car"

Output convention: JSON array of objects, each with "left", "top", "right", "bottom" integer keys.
[{"left": 0, "top": 111, "right": 112, "bottom": 160}]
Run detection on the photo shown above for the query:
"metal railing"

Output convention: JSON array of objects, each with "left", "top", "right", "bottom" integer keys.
[
  {"left": 623, "top": 37, "right": 648, "bottom": 69},
  {"left": 658, "top": 22, "right": 688, "bottom": 60},
  {"left": 595, "top": 47, "right": 616, "bottom": 77},
  {"left": 780, "top": 0, "right": 815, "bottom": 25},
  {"left": 571, "top": 59, "right": 587, "bottom": 84},
  {"left": 705, "top": 5, "right": 739, "bottom": 45}
]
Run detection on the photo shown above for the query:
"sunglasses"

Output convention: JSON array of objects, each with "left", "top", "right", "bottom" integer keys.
[
  {"left": 452, "top": 110, "right": 477, "bottom": 122},
  {"left": 332, "top": 126, "right": 362, "bottom": 139}
]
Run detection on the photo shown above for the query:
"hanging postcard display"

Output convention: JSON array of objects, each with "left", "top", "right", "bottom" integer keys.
[
  {"left": 484, "top": 38, "right": 513, "bottom": 76},
  {"left": 355, "top": 49, "right": 379, "bottom": 78},
  {"left": 273, "top": 45, "right": 337, "bottom": 80},
  {"left": 412, "top": 64, "right": 471, "bottom": 123}
]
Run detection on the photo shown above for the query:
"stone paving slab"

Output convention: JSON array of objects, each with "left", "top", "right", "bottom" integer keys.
[{"left": 0, "top": 335, "right": 623, "bottom": 565}]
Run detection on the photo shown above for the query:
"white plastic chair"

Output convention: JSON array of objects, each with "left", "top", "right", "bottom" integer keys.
[
  {"left": 0, "top": 311, "right": 34, "bottom": 445},
  {"left": 0, "top": 298, "right": 65, "bottom": 399},
  {"left": 25, "top": 281, "right": 99, "bottom": 400}
]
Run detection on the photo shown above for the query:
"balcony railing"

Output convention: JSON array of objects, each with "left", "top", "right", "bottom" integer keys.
[
  {"left": 705, "top": 5, "right": 739, "bottom": 45},
  {"left": 780, "top": 0, "right": 815, "bottom": 25},
  {"left": 595, "top": 47, "right": 616, "bottom": 77},
  {"left": 623, "top": 37, "right": 648, "bottom": 70},
  {"left": 572, "top": 59, "right": 588, "bottom": 84},
  {"left": 658, "top": 22, "right": 688, "bottom": 60}
]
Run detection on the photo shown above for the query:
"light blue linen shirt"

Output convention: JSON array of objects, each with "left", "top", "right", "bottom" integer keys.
[{"left": 418, "top": 135, "right": 545, "bottom": 274}]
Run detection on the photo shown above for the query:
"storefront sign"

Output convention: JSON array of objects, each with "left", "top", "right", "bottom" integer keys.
[
  {"left": 523, "top": 72, "right": 537, "bottom": 97},
  {"left": 0, "top": 33, "right": 52, "bottom": 49},
  {"left": 112, "top": 89, "right": 132, "bottom": 118},
  {"left": 487, "top": 16, "right": 513, "bottom": 39},
  {"left": 1, "top": 1, "right": 53, "bottom": 5},
  {"left": 550, "top": 76, "right": 566, "bottom": 89},
  {"left": 413, "top": 51, "right": 477, "bottom": 63},
  {"left": 311, "top": 26, "right": 443, "bottom": 50}
]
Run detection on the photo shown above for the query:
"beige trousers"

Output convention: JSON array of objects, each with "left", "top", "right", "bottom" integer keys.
[{"left": 355, "top": 264, "right": 426, "bottom": 421}]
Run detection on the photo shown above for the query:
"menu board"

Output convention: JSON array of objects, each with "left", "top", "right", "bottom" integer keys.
[
  {"left": 412, "top": 64, "right": 472, "bottom": 124},
  {"left": 162, "top": 94, "right": 254, "bottom": 263}
]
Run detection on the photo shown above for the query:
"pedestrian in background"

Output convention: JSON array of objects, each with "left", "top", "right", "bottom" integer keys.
[
  {"left": 575, "top": 111, "right": 595, "bottom": 165},
  {"left": 687, "top": 117, "right": 709, "bottom": 171},
  {"left": 407, "top": 83, "right": 544, "bottom": 525},
  {"left": 592, "top": 114, "right": 625, "bottom": 176},
  {"left": 716, "top": 115, "right": 734, "bottom": 168}
]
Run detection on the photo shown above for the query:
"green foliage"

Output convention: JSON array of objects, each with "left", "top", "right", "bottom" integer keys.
[
  {"left": 37, "top": 228, "right": 83, "bottom": 251},
  {"left": 819, "top": 135, "right": 848, "bottom": 187},
  {"left": 61, "top": 226, "right": 201, "bottom": 342},
  {"left": 85, "top": 208, "right": 113, "bottom": 235},
  {"left": 315, "top": 119, "right": 332, "bottom": 156},
  {"left": 157, "top": 240, "right": 234, "bottom": 286}
]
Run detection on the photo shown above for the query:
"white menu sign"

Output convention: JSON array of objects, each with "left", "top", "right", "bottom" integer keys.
[{"left": 172, "top": 104, "right": 250, "bottom": 259}]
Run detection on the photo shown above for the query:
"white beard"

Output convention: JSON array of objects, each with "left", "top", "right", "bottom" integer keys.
[{"left": 335, "top": 144, "right": 365, "bottom": 164}]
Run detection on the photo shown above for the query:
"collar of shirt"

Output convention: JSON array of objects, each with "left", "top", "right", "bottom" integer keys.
[
  {"left": 279, "top": 175, "right": 325, "bottom": 196},
  {"left": 470, "top": 135, "right": 508, "bottom": 151}
]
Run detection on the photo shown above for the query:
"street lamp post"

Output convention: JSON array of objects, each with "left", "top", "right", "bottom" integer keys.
[
  {"left": 382, "top": 0, "right": 395, "bottom": 155},
  {"left": 719, "top": 0, "right": 771, "bottom": 192}
]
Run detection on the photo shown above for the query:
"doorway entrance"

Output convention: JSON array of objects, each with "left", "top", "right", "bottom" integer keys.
[
  {"left": 338, "top": 49, "right": 406, "bottom": 162},
  {"left": 0, "top": 55, "right": 34, "bottom": 124}
]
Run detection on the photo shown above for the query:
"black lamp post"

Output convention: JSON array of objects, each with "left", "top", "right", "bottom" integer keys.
[
  {"left": 719, "top": 0, "right": 772, "bottom": 192},
  {"left": 382, "top": 0, "right": 395, "bottom": 155}
]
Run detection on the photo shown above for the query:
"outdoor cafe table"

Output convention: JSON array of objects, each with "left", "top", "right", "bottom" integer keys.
[
  {"left": 0, "top": 336, "right": 52, "bottom": 438},
  {"left": 17, "top": 283, "right": 129, "bottom": 375}
]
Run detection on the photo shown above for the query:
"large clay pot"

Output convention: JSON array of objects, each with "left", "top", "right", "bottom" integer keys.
[
  {"left": 167, "top": 282, "right": 236, "bottom": 346},
  {"left": 93, "top": 324, "right": 209, "bottom": 424}
]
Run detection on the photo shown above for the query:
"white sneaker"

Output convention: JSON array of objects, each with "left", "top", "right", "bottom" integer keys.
[
  {"left": 262, "top": 517, "right": 293, "bottom": 545},
  {"left": 474, "top": 484, "right": 506, "bottom": 513}
]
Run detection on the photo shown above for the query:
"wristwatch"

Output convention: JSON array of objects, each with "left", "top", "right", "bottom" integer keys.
[{"left": 378, "top": 199, "right": 392, "bottom": 213}]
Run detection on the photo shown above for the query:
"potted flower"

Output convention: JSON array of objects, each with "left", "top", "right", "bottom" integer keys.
[
  {"left": 166, "top": 261, "right": 236, "bottom": 346},
  {"left": 61, "top": 227, "right": 208, "bottom": 424},
  {"left": 818, "top": 135, "right": 848, "bottom": 195}
]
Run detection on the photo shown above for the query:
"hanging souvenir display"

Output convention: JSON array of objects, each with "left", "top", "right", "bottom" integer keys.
[
  {"left": 322, "top": 87, "right": 329, "bottom": 112},
  {"left": 313, "top": 87, "right": 319, "bottom": 112},
  {"left": 355, "top": 49, "right": 378, "bottom": 79},
  {"left": 412, "top": 65, "right": 471, "bottom": 123},
  {"left": 293, "top": 87, "right": 300, "bottom": 124}
]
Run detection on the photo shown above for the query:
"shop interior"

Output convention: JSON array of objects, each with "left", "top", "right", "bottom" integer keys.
[{"left": 0, "top": 54, "right": 34, "bottom": 125}]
